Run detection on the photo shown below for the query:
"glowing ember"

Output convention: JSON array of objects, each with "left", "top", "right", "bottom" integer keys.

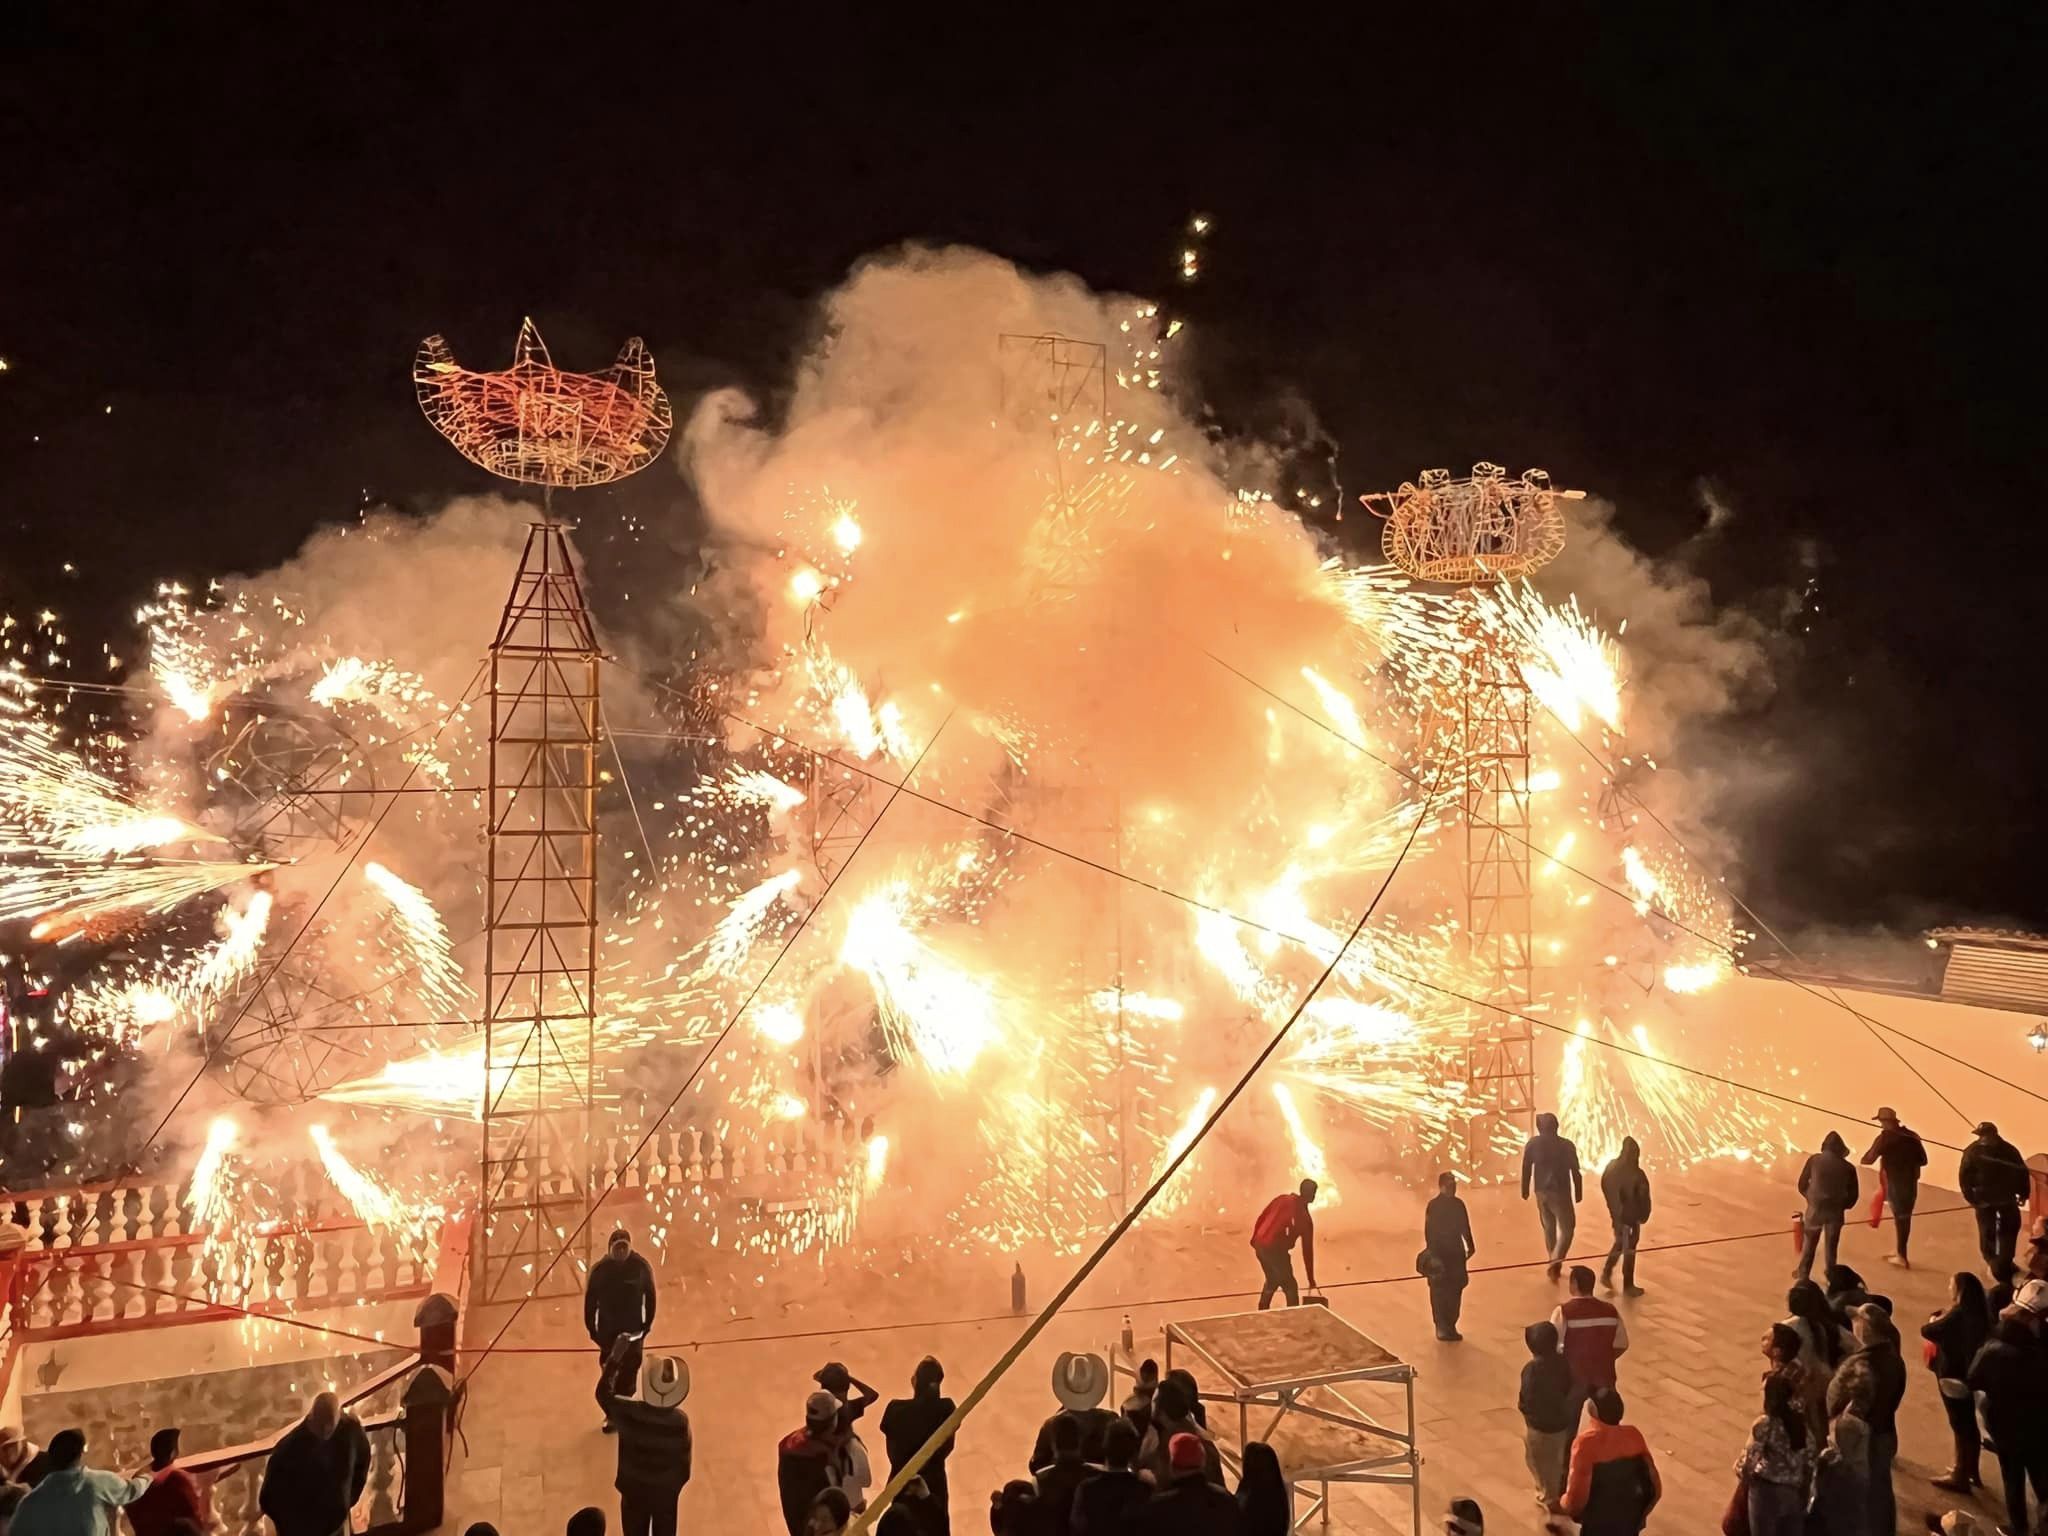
[
  {"left": 309, "top": 1124, "right": 441, "bottom": 1252},
  {"left": 363, "top": 861, "right": 468, "bottom": 1019}
]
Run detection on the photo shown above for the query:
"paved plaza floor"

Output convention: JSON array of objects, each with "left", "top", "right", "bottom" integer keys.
[{"left": 444, "top": 1165, "right": 2009, "bottom": 1535}]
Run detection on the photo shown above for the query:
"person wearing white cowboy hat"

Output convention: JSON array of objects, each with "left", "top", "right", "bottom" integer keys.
[
  {"left": 601, "top": 1356, "right": 692, "bottom": 1536},
  {"left": 1029, "top": 1352, "right": 1119, "bottom": 1472}
]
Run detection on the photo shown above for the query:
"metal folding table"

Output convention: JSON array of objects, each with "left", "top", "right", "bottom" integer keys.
[{"left": 1112, "top": 1305, "right": 1420, "bottom": 1534}]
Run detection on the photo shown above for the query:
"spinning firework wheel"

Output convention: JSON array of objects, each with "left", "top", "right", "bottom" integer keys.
[
  {"left": 206, "top": 708, "right": 378, "bottom": 863},
  {"left": 213, "top": 946, "right": 376, "bottom": 1105}
]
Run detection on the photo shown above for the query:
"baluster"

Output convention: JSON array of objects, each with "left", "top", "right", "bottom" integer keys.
[
  {"left": 132, "top": 1184, "right": 153, "bottom": 1242},
  {"left": 685, "top": 1128, "right": 705, "bottom": 1184},
  {"left": 158, "top": 1240, "right": 182, "bottom": 1314},
  {"left": 365, "top": 1427, "right": 401, "bottom": 1527},
  {"left": 51, "top": 1198, "right": 74, "bottom": 1250}
]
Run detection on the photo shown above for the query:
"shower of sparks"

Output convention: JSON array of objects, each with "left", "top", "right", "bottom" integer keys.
[
  {"left": 1268, "top": 1081, "right": 1338, "bottom": 1206},
  {"left": 0, "top": 725, "right": 214, "bottom": 857},
  {"left": 363, "top": 861, "right": 469, "bottom": 1018},
  {"left": 187, "top": 890, "right": 274, "bottom": 1006},
  {"left": 1299, "top": 667, "right": 1367, "bottom": 745},
  {"left": 752, "top": 1000, "right": 806, "bottom": 1046},
  {"left": 1143, "top": 1087, "right": 1218, "bottom": 1221},
  {"left": 187, "top": 1116, "right": 240, "bottom": 1231},
  {"left": 864, "top": 1133, "right": 890, "bottom": 1191},
  {"left": 839, "top": 882, "right": 997, "bottom": 1075},
  {"left": 722, "top": 766, "right": 807, "bottom": 814},
  {"left": 1663, "top": 958, "right": 1728, "bottom": 995},
  {"left": 6, "top": 855, "right": 277, "bottom": 931},
  {"left": 1620, "top": 845, "right": 1661, "bottom": 912},
  {"left": 694, "top": 868, "right": 802, "bottom": 980},
  {"left": 308, "top": 1124, "right": 441, "bottom": 1253},
  {"left": 1487, "top": 582, "right": 1624, "bottom": 732}
]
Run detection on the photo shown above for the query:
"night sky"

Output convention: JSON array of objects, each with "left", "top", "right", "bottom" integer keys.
[{"left": 3, "top": 11, "right": 2042, "bottom": 937}]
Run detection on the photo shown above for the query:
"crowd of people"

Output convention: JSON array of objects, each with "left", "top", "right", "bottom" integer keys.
[{"left": 2, "top": 1111, "right": 2042, "bottom": 1536}]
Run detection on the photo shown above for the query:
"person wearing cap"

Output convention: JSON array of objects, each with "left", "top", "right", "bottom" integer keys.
[
  {"left": 1030, "top": 1353, "right": 1120, "bottom": 1472},
  {"left": 1860, "top": 1107, "right": 1927, "bottom": 1268},
  {"left": 1131, "top": 1432, "right": 1243, "bottom": 1536},
  {"left": 0, "top": 1429, "right": 48, "bottom": 1490},
  {"left": 777, "top": 1392, "right": 848, "bottom": 1536},
  {"left": 586, "top": 1229, "right": 658, "bottom": 1434},
  {"left": 1794, "top": 1131, "right": 1860, "bottom": 1283},
  {"left": 1959, "top": 1121, "right": 2030, "bottom": 1276},
  {"left": 1521, "top": 1112, "right": 1583, "bottom": 1282},
  {"left": 1248, "top": 1179, "right": 1318, "bottom": 1309},
  {"left": 812, "top": 1364, "right": 877, "bottom": 1512},
  {"left": 1969, "top": 1280, "right": 2048, "bottom": 1536},
  {"left": 879, "top": 1357, "right": 955, "bottom": 1536},
  {"left": 1826, "top": 1304, "right": 1905, "bottom": 1536},
  {"left": 598, "top": 1357, "right": 691, "bottom": 1536}
]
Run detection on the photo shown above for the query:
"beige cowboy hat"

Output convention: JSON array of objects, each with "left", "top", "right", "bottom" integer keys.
[
  {"left": 641, "top": 1356, "right": 690, "bottom": 1409},
  {"left": 1051, "top": 1351, "right": 1109, "bottom": 1412}
]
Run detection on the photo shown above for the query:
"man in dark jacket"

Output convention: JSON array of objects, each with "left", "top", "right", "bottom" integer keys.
[
  {"left": 600, "top": 1357, "right": 691, "bottom": 1536},
  {"left": 1072, "top": 1420, "right": 1146, "bottom": 1536},
  {"left": 1029, "top": 1354, "right": 1120, "bottom": 1471},
  {"left": 1599, "top": 1137, "right": 1651, "bottom": 1297},
  {"left": 1795, "top": 1131, "right": 1860, "bottom": 1282},
  {"left": 1031, "top": 1416, "right": 1091, "bottom": 1534},
  {"left": 1422, "top": 1171, "right": 1476, "bottom": 1341},
  {"left": 1860, "top": 1107, "right": 1927, "bottom": 1269},
  {"left": 258, "top": 1394, "right": 372, "bottom": 1536},
  {"left": 1521, "top": 1113, "right": 1582, "bottom": 1281},
  {"left": 1133, "top": 1434, "right": 1242, "bottom": 1536},
  {"left": 776, "top": 1392, "right": 844, "bottom": 1536},
  {"left": 586, "top": 1229, "right": 658, "bottom": 1433},
  {"left": 1960, "top": 1121, "right": 2030, "bottom": 1275},
  {"left": 1969, "top": 1283, "right": 2048, "bottom": 1536}
]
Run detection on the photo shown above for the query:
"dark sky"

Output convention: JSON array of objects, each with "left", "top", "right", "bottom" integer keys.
[{"left": 2, "top": 10, "right": 2042, "bottom": 936}]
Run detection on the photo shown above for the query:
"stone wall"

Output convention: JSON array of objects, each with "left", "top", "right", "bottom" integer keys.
[{"left": 20, "top": 1345, "right": 406, "bottom": 1468}]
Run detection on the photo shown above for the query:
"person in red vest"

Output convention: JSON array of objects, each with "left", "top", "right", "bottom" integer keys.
[
  {"left": 1250, "top": 1179, "right": 1319, "bottom": 1309},
  {"left": 1550, "top": 1265, "right": 1630, "bottom": 1417}
]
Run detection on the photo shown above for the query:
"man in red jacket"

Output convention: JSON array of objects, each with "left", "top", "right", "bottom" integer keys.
[
  {"left": 1250, "top": 1178, "right": 1318, "bottom": 1309},
  {"left": 1550, "top": 1265, "right": 1630, "bottom": 1413},
  {"left": 124, "top": 1428, "right": 205, "bottom": 1536}
]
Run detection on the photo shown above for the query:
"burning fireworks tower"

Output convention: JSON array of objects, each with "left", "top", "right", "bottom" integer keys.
[
  {"left": 1365, "top": 464, "right": 1581, "bottom": 1135},
  {"left": 413, "top": 318, "right": 672, "bottom": 1302}
]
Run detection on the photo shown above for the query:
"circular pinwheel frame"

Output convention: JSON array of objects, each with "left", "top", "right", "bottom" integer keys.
[
  {"left": 413, "top": 317, "right": 673, "bottom": 488},
  {"left": 1364, "top": 463, "right": 1578, "bottom": 586},
  {"left": 214, "top": 946, "right": 373, "bottom": 1105}
]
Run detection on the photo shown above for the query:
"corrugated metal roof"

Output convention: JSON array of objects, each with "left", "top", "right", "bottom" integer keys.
[
  {"left": 1940, "top": 941, "right": 2048, "bottom": 1011},
  {"left": 1928, "top": 926, "right": 2048, "bottom": 953}
]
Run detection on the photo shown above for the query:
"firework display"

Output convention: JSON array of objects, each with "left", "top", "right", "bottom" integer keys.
[{"left": 0, "top": 253, "right": 1787, "bottom": 1307}]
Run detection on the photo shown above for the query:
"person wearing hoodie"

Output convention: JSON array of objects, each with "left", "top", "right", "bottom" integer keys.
[
  {"left": 1922, "top": 1270, "right": 1990, "bottom": 1494},
  {"left": 1520, "top": 1113, "right": 1583, "bottom": 1281},
  {"left": 1598, "top": 1138, "right": 1651, "bottom": 1297},
  {"left": 1518, "top": 1321, "right": 1576, "bottom": 1519},
  {"left": 1959, "top": 1121, "right": 2031, "bottom": 1275},
  {"left": 1860, "top": 1107, "right": 1927, "bottom": 1268},
  {"left": 585, "top": 1229, "right": 658, "bottom": 1434},
  {"left": 1795, "top": 1131, "right": 1860, "bottom": 1282},
  {"left": 778, "top": 1392, "right": 848, "bottom": 1536},
  {"left": 1826, "top": 1304, "right": 1905, "bottom": 1536},
  {"left": 600, "top": 1357, "right": 692, "bottom": 1536},
  {"left": 879, "top": 1357, "right": 955, "bottom": 1536}
]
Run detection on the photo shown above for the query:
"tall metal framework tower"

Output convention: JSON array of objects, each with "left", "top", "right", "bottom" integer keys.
[
  {"left": 478, "top": 524, "right": 602, "bottom": 1303},
  {"left": 1365, "top": 464, "right": 1581, "bottom": 1133},
  {"left": 414, "top": 318, "right": 671, "bottom": 1304}
]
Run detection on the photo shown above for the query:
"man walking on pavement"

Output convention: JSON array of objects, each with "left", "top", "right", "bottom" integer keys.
[
  {"left": 1960, "top": 1121, "right": 2030, "bottom": 1277},
  {"left": 587, "top": 1228, "right": 658, "bottom": 1433},
  {"left": 1794, "top": 1131, "right": 1860, "bottom": 1283},
  {"left": 1861, "top": 1107, "right": 1927, "bottom": 1269},
  {"left": 1250, "top": 1179, "right": 1318, "bottom": 1310},
  {"left": 1522, "top": 1112, "right": 1583, "bottom": 1280},
  {"left": 1422, "top": 1171, "right": 1477, "bottom": 1341},
  {"left": 1599, "top": 1136, "right": 1651, "bottom": 1297}
]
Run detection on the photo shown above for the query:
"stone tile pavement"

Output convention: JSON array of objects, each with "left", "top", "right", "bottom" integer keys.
[{"left": 444, "top": 1167, "right": 2010, "bottom": 1535}]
